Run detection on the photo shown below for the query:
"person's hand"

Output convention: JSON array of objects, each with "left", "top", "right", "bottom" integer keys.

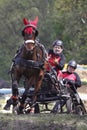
[
  {"left": 63, "top": 78, "right": 69, "bottom": 84},
  {"left": 54, "top": 58, "right": 59, "bottom": 64},
  {"left": 67, "top": 80, "right": 75, "bottom": 86},
  {"left": 45, "top": 55, "right": 50, "bottom": 61},
  {"left": 63, "top": 79, "right": 75, "bottom": 87}
]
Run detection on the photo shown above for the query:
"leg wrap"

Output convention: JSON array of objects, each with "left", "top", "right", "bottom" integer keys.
[
  {"left": 20, "top": 91, "right": 28, "bottom": 104},
  {"left": 12, "top": 84, "right": 19, "bottom": 96}
]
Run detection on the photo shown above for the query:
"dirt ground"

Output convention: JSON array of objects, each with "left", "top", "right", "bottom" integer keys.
[
  {"left": 76, "top": 69, "right": 87, "bottom": 93},
  {"left": 78, "top": 84, "right": 87, "bottom": 93}
]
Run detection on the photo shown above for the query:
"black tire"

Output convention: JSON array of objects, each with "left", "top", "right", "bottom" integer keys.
[
  {"left": 75, "top": 105, "right": 86, "bottom": 115},
  {"left": 66, "top": 98, "right": 86, "bottom": 115}
]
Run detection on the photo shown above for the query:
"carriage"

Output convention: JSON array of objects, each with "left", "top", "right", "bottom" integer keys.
[{"left": 13, "top": 69, "right": 86, "bottom": 115}]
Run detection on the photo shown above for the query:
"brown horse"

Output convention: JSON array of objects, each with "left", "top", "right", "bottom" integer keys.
[{"left": 9, "top": 17, "right": 47, "bottom": 111}]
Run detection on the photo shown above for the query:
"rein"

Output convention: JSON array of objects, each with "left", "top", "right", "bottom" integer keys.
[{"left": 14, "top": 57, "right": 44, "bottom": 70}]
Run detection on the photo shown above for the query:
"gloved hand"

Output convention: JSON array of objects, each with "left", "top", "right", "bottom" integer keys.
[
  {"left": 67, "top": 80, "right": 75, "bottom": 86},
  {"left": 63, "top": 78, "right": 69, "bottom": 84},
  {"left": 63, "top": 79, "right": 75, "bottom": 86}
]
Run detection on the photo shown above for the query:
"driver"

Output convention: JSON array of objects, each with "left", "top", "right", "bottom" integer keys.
[
  {"left": 52, "top": 60, "right": 82, "bottom": 113},
  {"left": 46, "top": 39, "right": 66, "bottom": 78},
  {"left": 60, "top": 60, "right": 81, "bottom": 89}
]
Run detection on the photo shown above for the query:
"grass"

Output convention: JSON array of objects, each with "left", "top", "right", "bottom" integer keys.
[
  {"left": 0, "top": 113, "right": 87, "bottom": 130},
  {"left": 1, "top": 96, "right": 87, "bottom": 130},
  {"left": 0, "top": 96, "right": 6, "bottom": 110}
]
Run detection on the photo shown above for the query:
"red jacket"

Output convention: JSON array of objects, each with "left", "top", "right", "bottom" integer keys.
[
  {"left": 59, "top": 71, "right": 81, "bottom": 88},
  {"left": 46, "top": 50, "right": 66, "bottom": 75}
]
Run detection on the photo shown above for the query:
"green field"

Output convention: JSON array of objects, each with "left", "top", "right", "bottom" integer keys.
[{"left": 0, "top": 113, "right": 87, "bottom": 130}]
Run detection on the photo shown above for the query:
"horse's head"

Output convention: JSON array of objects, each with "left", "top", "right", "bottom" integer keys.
[{"left": 22, "top": 16, "right": 38, "bottom": 51}]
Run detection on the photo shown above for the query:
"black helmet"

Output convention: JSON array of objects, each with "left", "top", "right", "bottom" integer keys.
[
  {"left": 53, "top": 40, "right": 63, "bottom": 48},
  {"left": 68, "top": 60, "right": 77, "bottom": 69}
]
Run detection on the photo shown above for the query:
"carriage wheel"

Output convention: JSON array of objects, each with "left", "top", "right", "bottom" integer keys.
[
  {"left": 66, "top": 98, "right": 86, "bottom": 115},
  {"left": 66, "top": 97, "right": 73, "bottom": 113},
  {"left": 74, "top": 105, "right": 86, "bottom": 115}
]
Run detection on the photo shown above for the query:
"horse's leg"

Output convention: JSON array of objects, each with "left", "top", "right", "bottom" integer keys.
[
  {"left": 18, "top": 81, "right": 29, "bottom": 113},
  {"left": 4, "top": 66, "right": 22, "bottom": 111},
  {"left": 32, "top": 70, "right": 44, "bottom": 105},
  {"left": 11, "top": 66, "right": 22, "bottom": 107}
]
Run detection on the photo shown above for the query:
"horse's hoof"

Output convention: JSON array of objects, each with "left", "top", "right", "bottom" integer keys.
[
  {"left": 3, "top": 98, "right": 13, "bottom": 111},
  {"left": 17, "top": 110, "right": 24, "bottom": 115},
  {"left": 17, "top": 105, "right": 24, "bottom": 115},
  {"left": 3, "top": 105, "right": 10, "bottom": 111},
  {"left": 12, "top": 106, "right": 23, "bottom": 115}
]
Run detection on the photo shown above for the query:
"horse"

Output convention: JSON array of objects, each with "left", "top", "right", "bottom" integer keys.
[{"left": 5, "top": 16, "right": 47, "bottom": 112}]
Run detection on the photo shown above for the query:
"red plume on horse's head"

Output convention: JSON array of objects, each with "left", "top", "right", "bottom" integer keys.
[
  {"left": 23, "top": 18, "right": 29, "bottom": 25},
  {"left": 29, "top": 16, "right": 38, "bottom": 29},
  {"left": 22, "top": 16, "right": 39, "bottom": 36}
]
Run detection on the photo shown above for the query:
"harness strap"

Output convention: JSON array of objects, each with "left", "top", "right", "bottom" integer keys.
[{"left": 14, "top": 57, "right": 44, "bottom": 69}]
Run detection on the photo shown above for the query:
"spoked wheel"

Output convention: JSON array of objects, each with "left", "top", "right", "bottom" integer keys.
[
  {"left": 66, "top": 98, "right": 86, "bottom": 115},
  {"left": 75, "top": 105, "right": 86, "bottom": 115},
  {"left": 66, "top": 97, "right": 73, "bottom": 113}
]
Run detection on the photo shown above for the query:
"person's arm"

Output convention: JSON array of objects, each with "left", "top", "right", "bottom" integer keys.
[
  {"left": 56, "top": 54, "right": 66, "bottom": 70},
  {"left": 74, "top": 72, "right": 81, "bottom": 88}
]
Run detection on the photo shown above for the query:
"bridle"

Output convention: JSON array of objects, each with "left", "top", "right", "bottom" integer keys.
[
  {"left": 24, "top": 40, "right": 35, "bottom": 44},
  {"left": 24, "top": 39, "right": 36, "bottom": 53}
]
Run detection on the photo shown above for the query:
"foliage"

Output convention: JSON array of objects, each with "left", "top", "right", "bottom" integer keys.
[{"left": 0, "top": 0, "right": 87, "bottom": 80}]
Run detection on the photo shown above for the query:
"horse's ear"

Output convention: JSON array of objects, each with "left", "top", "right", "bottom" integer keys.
[
  {"left": 23, "top": 18, "right": 29, "bottom": 25},
  {"left": 34, "top": 16, "right": 38, "bottom": 25}
]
